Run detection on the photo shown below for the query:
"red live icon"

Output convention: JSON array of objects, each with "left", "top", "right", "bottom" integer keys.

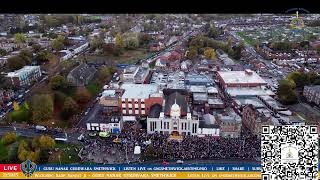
[{"left": 0, "top": 164, "right": 21, "bottom": 172}]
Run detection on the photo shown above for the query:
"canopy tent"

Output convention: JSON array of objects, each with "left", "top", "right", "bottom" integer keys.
[
  {"left": 134, "top": 146, "right": 141, "bottom": 155},
  {"left": 99, "top": 132, "right": 110, "bottom": 138}
]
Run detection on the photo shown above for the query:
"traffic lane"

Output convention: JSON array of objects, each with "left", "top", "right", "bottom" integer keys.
[
  {"left": 74, "top": 102, "right": 101, "bottom": 128},
  {"left": 0, "top": 126, "right": 82, "bottom": 144}
]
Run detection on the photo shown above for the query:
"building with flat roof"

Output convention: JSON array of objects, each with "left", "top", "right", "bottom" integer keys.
[
  {"left": 122, "top": 65, "right": 139, "bottom": 82},
  {"left": 217, "top": 69, "right": 267, "bottom": 88},
  {"left": 6, "top": 66, "right": 41, "bottom": 86},
  {"left": 120, "top": 83, "right": 163, "bottom": 116},
  {"left": 217, "top": 70, "right": 272, "bottom": 98}
]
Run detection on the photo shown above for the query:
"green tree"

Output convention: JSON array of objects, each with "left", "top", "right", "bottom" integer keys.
[
  {"left": 7, "top": 55, "right": 25, "bottom": 70},
  {"left": 0, "top": 49, "right": 8, "bottom": 56},
  {"left": 31, "top": 94, "right": 54, "bottom": 122},
  {"left": 19, "top": 48, "right": 33, "bottom": 65},
  {"left": 277, "top": 79, "right": 298, "bottom": 105},
  {"left": 49, "top": 75, "right": 68, "bottom": 90},
  {"left": 61, "top": 97, "right": 78, "bottom": 120},
  {"left": 35, "top": 51, "right": 49, "bottom": 64},
  {"left": 32, "top": 43, "right": 42, "bottom": 53},
  {"left": 89, "top": 36, "right": 104, "bottom": 51},
  {"left": 288, "top": 71, "right": 310, "bottom": 88},
  {"left": 187, "top": 47, "right": 198, "bottom": 60},
  {"left": 51, "top": 36, "right": 65, "bottom": 51},
  {"left": 1, "top": 132, "right": 17, "bottom": 145},
  {"left": 208, "top": 26, "right": 221, "bottom": 38},
  {"left": 14, "top": 33, "right": 26, "bottom": 43}
]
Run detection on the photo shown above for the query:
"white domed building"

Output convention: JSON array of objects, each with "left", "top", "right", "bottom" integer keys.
[{"left": 147, "top": 92, "right": 199, "bottom": 136}]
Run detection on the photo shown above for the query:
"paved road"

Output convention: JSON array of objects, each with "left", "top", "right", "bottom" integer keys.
[{"left": 0, "top": 126, "right": 81, "bottom": 144}]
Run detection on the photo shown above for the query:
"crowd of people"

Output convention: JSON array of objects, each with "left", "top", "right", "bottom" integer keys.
[{"left": 80, "top": 121, "right": 261, "bottom": 164}]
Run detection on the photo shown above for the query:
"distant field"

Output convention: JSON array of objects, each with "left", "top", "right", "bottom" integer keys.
[
  {"left": 236, "top": 26, "right": 320, "bottom": 45},
  {"left": 80, "top": 48, "right": 149, "bottom": 65}
]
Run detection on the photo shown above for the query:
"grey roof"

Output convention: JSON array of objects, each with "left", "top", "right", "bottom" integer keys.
[
  {"left": 149, "top": 104, "right": 162, "bottom": 118},
  {"left": 305, "top": 85, "right": 320, "bottom": 92},
  {"left": 68, "top": 63, "right": 97, "bottom": 86},
  {"left": 199, "top": 114, "right": 219, "bottom": 128}
]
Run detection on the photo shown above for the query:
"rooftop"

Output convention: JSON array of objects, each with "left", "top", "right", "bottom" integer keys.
[
  {"left": 123, "top": 65, "right": 139, "bottom": 74},
  {"left": 218, "top": 70, "right": 267, "bottom": 85},
  {"left": 226, "top": 87, "right": 275, "bottom": 97},
  {"left": 7, "top": 66, "right": 40, "bottom": 77},
  {"left": 121, "top": 83, "right": 159, "bottom": 99},
  {"left": 234, "top": 97, "right": 265, "bottom": 108},
  {"left": 305, "top": 85, "right": 320, "bottom": 92}
]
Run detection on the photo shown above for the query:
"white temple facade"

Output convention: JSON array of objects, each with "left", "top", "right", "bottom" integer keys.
[{"left": 147, "top": 99, "right": 199, "bottom": 136}]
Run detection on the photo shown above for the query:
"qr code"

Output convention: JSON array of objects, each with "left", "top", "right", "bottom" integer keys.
[{"left": 261, "top": 125, "right": 318, "bottom": 180}]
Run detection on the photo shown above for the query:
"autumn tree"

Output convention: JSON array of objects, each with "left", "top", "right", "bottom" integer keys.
[
  {"left": 1, "top": 132, "right": 17, "bottom": 145},
  {"left": 115, "top": 33, "right": 124, "bottom": 48},
  {"left": 89, "top": 36, "right": 104, "bottom": 51},
  {"left": 204, "top": 47, "right": 216, "bottom": 60},
  {"left": 75, "top": 88, "right": 91, "bottom": 106},
  {"left": 96, "top": 67, "right": 112, "bottom": 85},
  {"left": 38, "top": 135, "right": 55, "bottom": 150},
  {"left": 31, "top": 94, "right": 54, "bottom": 122}
]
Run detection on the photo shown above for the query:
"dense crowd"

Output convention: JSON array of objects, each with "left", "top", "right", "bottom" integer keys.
[{"left": 81, "top": 121, "right": 261, "bottom": 163}]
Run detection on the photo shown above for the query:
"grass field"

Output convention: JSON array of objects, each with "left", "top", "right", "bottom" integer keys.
[
  {"left": 81, "top": 48, "right": 149, "bottom": 65},
  {"left": 48, "top": 143, "right": 81, "bottom": 164},
  {"left": 236, "top": 31, "right": 256, "bottom": 46}
]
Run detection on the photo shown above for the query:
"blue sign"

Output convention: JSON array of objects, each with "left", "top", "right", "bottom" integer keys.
[{"left": 37, "top": 164, "right": 262, "bottom": 172}]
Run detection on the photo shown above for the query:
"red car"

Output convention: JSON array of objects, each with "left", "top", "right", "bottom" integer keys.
[{"left": 162, "top": 161, "right": 170, "bottom": 165}]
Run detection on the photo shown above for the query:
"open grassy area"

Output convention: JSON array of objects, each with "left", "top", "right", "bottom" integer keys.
[
  {"left": 86, "top": 83, "right": 100, "bottom": 97},
  {"left": 48, "top": 143, "right": 81, "bottom": 164},
  {"left": 81, "top": 48, "right": 149, "bottom": 65},
  {"left": 236, "top": 31, "right": 256, "bottom": 46}
]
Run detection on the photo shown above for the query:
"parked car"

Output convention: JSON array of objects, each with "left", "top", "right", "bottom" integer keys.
[
  {"left": 162, "top": 161, "right": 170, "bottom": 165},
  {"left": 35, "top": 125, "right": 47, "bottom": 131},
  {"left": 176, "top": 160, "right": 184, "bottom": 164}
]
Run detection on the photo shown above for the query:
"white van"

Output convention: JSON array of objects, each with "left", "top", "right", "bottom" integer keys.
[{"left": 35, "top": 125, "right": 47, "bottom": 131}]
